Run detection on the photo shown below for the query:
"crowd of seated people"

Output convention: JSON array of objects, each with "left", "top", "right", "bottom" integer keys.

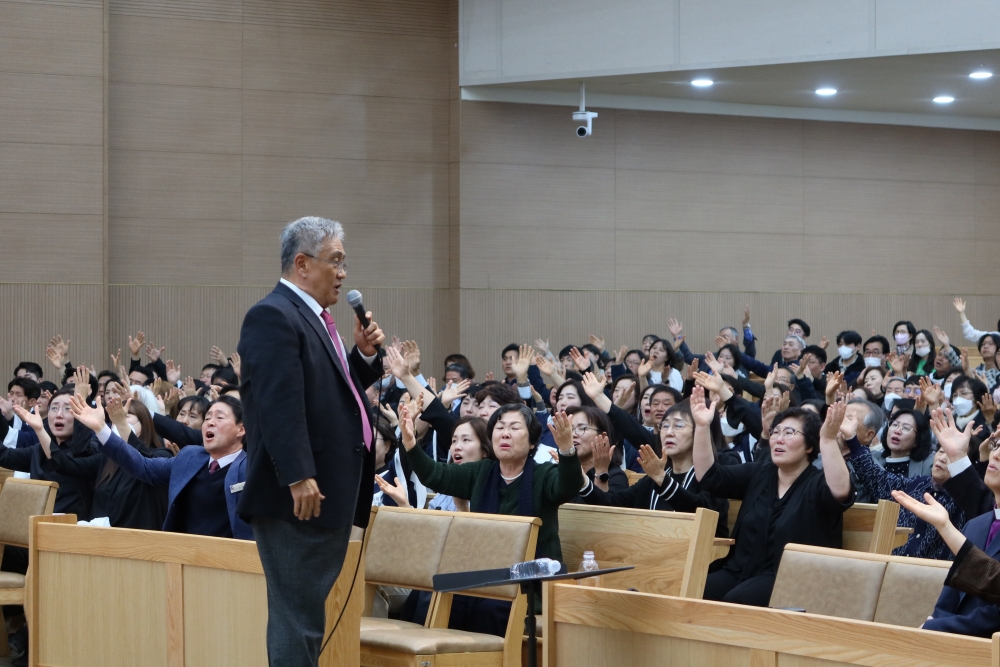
[{"left": 5, "top": 296, "right": 1000, "bottom": 655}]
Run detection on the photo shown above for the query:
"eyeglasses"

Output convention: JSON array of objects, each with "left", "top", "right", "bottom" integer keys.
[
  {"left": 660, "top": 419, "right": 690, "bottom": 431},
  {"left": 302, "top": 253, "right": 349, "bottom": 272},
  {"left": 770, "top": 426, "right": 805, "bottom": 439},
  {"left": 888, "top": 421, "right": 915, "bottom": 435},
  {"left": 902, "top": 387, "right": 922, "bottom": 397},
  {"left": 863, "top": 351, "right": 883, "bottom": 358},
  {"left": 48, "top": 405, "right": 74, "bottom": 415},
  {"left": 571, "top": 425, "right": 599, "bottom": 435}
]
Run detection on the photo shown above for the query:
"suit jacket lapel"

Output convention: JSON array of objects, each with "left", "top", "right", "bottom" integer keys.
[{"left": 274, "top": 283, "right": 352, "bottom": 389}]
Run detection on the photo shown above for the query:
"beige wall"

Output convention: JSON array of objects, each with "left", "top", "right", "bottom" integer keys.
[
  {"left": 3, "top": 0, "right": 1000, "bottom": 385},
  {"left": 456, "top": 101, "right": 1000, "bottom": 376}
]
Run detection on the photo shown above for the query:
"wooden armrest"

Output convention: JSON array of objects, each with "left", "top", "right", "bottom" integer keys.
[
  {"left": 891, "top": 526, "right": 913, "bottom": 550},
  {"left": 712, "top": 538, "right": 735, "bottom": 561}
]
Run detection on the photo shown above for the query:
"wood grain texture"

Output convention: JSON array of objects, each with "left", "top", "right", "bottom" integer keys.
[
  {"left": 551, "top": 585, "right": 992, "bottom": 667},
  {"left": 109, "top": 0, "right": 241, "bottom": 22},
  {"left": 555, "top": 626, "right": 752, "bottom": 667},
  {"left": 183, "top": 566, "right": 268, "bottom": 667},
  {"left": 0, "top": 215, "right": 104, "bottom": 283},
  {"left": 0, "top": 144, "right": 103, "bottom": 215},
  {"left": 0, "top": 0, "right": 103, "bottom": 77},
  {"left": 320, "top": 541, "right": 363, "bottom": 667},
  {"left": 165, "top": 562, "right": 184, "bottom": 667},
  {"left": 0, "top": 73, "right": 102, "bottom": 145},
  {"left": 109, "top": 217, "right": 243, "bottom": 285},
  {"left": 37, "top": 552, "right": 168, "bottom": 667},
  {"left": 242, "top": 0, "right": 455, "bottom": 37}
]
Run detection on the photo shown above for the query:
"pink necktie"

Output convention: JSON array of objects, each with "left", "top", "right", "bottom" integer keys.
[{"left": 320, "top": 310, "right": 372, "bottom": 450}]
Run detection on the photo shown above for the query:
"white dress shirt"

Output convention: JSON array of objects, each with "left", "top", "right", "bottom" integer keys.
[{"left": 279, "top": 278, "right": 377, "bottom": 365}]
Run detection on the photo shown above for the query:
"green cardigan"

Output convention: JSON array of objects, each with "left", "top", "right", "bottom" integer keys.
[{"left": 405, "top": 445, "right": 584, "bottom": 562}]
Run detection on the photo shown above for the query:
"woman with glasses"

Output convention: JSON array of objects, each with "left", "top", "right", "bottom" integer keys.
[
  {"left": 870, "top": 408, "right": 935, "bottom": 478},
  {"left": 564, "top": 406, "right": 628, "bottom": 498},
  {"left": 692, "top": 387, "right": 854, "bottom": 606},
  {"left": 576, "top": 395, "right": 731, "bottom": 537}
]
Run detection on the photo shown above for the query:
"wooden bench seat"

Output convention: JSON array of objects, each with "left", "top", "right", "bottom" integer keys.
[{"left": 360, "top": 506, "right": 540, "bottom": 667}]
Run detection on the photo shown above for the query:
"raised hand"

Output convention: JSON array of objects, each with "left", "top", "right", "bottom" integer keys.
[
  {"left": 374, "top": 474, "right": 410, "bottom": 507},
  {"left": 821, "top": 399, "right": 847, "bottom": 442},
  {"left": 106, "top": 393, "right": 131, "bottom": 427},
  {"left": 209, "top": 345, "right": 228, "bottom": 366},
  {"left": 69, "top": 394, "right": 106, "bottom": 433},
  {"left": 13, "top": 404, "right": 43, "bottom": 432},
  {"left": 919, "top": 376, "right": 943, "bottom": 409},
  {"left": 693, "top": 370, "right": 723, "bottom": 396},
  {"left": 777, "top": 390, "right": 791, "bottom": 413},
  {"left": 953, "top": 297, "right": 967, "bottom": 315},
  {"left": 512, "top": 344, "right": 535, "bottom": 382},
  {"left": 614, "top": 383, "right": 635, "bottom": 409},
  {"left": 689, "top": 385, "right": 718, "bottom": 427},
  {"left": 789, "top": 362, "right": 804, "bottom": 380},
  {"left": 401, "top": 340, "right": 422, "bottom": 375},
  {"left": 637, "top": 444, "right": 668, "bottom": 485},
  {"left": 384, "top": 345, "right": 410, "bottom": 379},
  {"left": 824, "top": 371, "right": 843, "bottom": 404},
  {"left": 568, "top": 347, "right": 590, "bottom": 372},
  {"left": 484, "top": 371, "right": 494, "bottom": 382},
  {"left": 800, "top": 353, "right": 814, "bottom": 380},
  {"left": 667, "top": 318, "right": 683, "bottom": 340},
  {"left": 207, "top": 385, "right": 221, "bottom": 402},
  {"left": 819, "top": 336, "right": 830, "bottom": 350},
  {"left": 534, "top": 338, "right": 551, "bottom": 355},
  {"left": 741, "top": 304, "right": 751, "bottom": 329},
  {"left": 588, "top": 335, "right": 606, "bottom": 353},
  {"left": 887, "top": 351, "right": 908, "bottom": 375},
  {"left": 440, "top": 379, "right": 471, "bottom": 406},
  {"left": 427, "top": 377, "right": 437, "bottom": 394},
  {"left": 164, "top": 387, "right": 180, "bottom": 413},
  {"left": 551, "top": 411, "right": 574, "bottom": 452},
  {"left": 371, "top": 400, "right": 395, "bottom": 427},
  {"left": 145, "top": 342, "right": 166, "bottom": 362},
  {"left": 72, "top": 366, "right": 91, "bottom": 400},
  {"left": 637, "top": 357, "right": 653, "bottom": 378},
  {"left": 671, "top": 335, "right": 685, "bottom": 351},
  {"left": 960, "top": 347, "right": 970, "bottom": 373},
  {"left": 933, "top": 326, "right": 951, "bottom": 349},
  {"left": 128, "top": 332, "right": 146, "bottom": 359},
  {"left": 534, "top": 354, "right": 556, "bottom": 377},
  {"left": 229, "top": 353, "right": 241, "bottom": 379},
  {"left": 891, "top": 491, "right": 952, "bottom": 531},
  {"left": 181, "top": 376, "right": 196, "bottom": 397},
  {"left": 110, "top": 348, "right": 122, "bottom": 371},
  {"left": 45, "top": 345, "right": 63, "bottom": 369},
  {"left": 580, "top": 371, "right": 607, "bottom": 401},
  {"left": 686, "top": 357, "right": 700, "bottom": 381},
  {"left": 0, "top": 395, "right": 12, "bottom": 421},
  {"left": 591, "top": 433, "right": 614, "bottom": 476},
  {"left": 760, "top": 393, "right": 780, "bottom": 437},
  {"left": 930, "top": 407, "right": 975, "bottom": 462},
  {"left": 165, "top": 360, "right": 182, "bottom": 384},
  {"left": 979, "top": 393, "right": 997, "bottom": 424},
  {"left": 702, "top": 350, "right": 724, "bottom": 375},
  {"left": 764, "top": 363, "right": 778, "bottom": 393},
  {"left": 714, "top": 334, "right": 728, "bottom": 349},
  {"left": 49, "top": 334, "right": 70, "bottom": 359},
  {"left": 614, "top": 345, "right": 628, "bottom": 365},
  {"left": 119, "top": 365, "right": 130, "bottom": 386}
]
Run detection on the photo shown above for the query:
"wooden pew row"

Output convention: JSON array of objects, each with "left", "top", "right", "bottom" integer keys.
[
  {"left": 542, "top": 583, "right": 995, "bottom": 667},
  {"left": 27, "top": 516, "right": 363, "bottom": 667}
]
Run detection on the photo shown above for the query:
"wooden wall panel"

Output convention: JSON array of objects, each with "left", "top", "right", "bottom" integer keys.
[
  {"left": 241, "top": 0, "right": 454, "bottom": 37},
  {"left": 0, "top": 73, "right": 102, "bottom": 145},
  {"left": 108, "top": 151, "right": 241, "bottom": 220},
  {"left": 0, "top": 144, "right": 103, "bottom": 215},
  {"left": 0, "top": 215, "right": 104, "bottom": 283},
  {"left": 108, "top": 0, "right": 241, "bottom": 22},
  {"left": 109, "top": 218, "right": 243, "bottom": 285},
  {"left": 555, "top": 625, "right": 752, "bottom": 667},
  {"left": 0, "top": 284, "right": 105, "bottom": 383},
  {"left": 0, "top": 1, "right": 103, "bottom": 77}
]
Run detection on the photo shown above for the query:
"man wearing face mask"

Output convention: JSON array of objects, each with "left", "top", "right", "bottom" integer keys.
[
  {"left": 883, "top": 377, "right": 906, "bottom": 414},
  {"left": 862, "top": 335, "right": 890, "bottom": 370},
  {"left": 826, "top": 330, "right": 866, "bottom": 385}
]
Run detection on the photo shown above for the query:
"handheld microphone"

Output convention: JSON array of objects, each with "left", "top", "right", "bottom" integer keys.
[{"left": 346, "top": 289, "right": 371, "bottom": 329}]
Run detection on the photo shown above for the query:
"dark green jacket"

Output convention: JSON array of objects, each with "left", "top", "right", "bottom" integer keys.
[{"left": 406, "top": 445, "right": 584, "bottom": 562}]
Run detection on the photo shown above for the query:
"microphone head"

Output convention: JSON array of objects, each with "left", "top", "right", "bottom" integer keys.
[{"left": 346, "top": 290, "right": 363, "bottom": 307}]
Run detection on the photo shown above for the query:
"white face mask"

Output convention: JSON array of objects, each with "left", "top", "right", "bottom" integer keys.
[
  {"left": 838, "top": 345, "right": 854, "bottom": 361},
  {"left": 952, "top": 396, "right": 974, "bottom": 416},
  {"left": 915, "top": 345, "right": 931, "bottom": 357},
  {"left": 943, "top": 382, "right": 953, "bottom": 399},
  {"left": 884, "top": 393, "right": 901, "bottom": 410},
  {"left": 720, "top": 420, "right": 745, "bottom": 437},
  {"left": 864, "top": 357, "right": 882, "bottom": 368}
]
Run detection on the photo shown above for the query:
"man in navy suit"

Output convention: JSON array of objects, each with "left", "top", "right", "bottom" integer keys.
[
  {"left": 922, "top": 407, "right": 1000, "bottom": 637},
  {"left": 237, "top": 217, "right": 384, "bottom": 667},
  {"left": 69, "top": 394, "right": 251, "bottom": 539}
]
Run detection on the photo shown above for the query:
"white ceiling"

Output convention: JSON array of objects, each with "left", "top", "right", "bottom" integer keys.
[{"left": 463, "top": 48, "right": 1000, "bottom": 130}]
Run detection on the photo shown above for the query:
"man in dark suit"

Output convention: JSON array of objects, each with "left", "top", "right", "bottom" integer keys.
[{"left": 237, "top": 216, "right": 384, "bottom": 667}]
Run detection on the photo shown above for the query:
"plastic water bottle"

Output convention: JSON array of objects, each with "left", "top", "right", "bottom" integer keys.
[
  {"left": 579, "top": 551, "right": 600, "bottom": 586},
  {"left": 510, "top": 558, "right": 561, "bottom": 580}
]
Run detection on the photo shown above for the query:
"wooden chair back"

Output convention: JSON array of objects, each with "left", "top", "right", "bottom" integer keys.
[{"left": 558, "top": 504, "right": 718, "bottom": 598}]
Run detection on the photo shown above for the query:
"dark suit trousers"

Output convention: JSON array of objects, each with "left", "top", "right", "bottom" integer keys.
[{"left": 253, "top": 517, "right": 354, "bottom": 667}]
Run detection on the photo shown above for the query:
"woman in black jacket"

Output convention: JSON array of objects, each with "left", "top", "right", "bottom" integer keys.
[{"left": 692, "top": 388, "right": 855, "bottom": 606}]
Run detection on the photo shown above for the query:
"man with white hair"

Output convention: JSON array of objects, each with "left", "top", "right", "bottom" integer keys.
[{"left": 238, "top": 216, "right": 385, "bottom": 667}]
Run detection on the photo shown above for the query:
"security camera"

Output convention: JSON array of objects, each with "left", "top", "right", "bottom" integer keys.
[
  {"left": 573, "top": 82, "right": 597, "bottom": 137},
  {"left": 574, "top": 110, "right": 598, "bottom": 137}
]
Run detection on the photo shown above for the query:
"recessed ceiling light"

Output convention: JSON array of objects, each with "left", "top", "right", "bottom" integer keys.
[
  {"left": 970, "top": 71, "right": 993, "bottom": 79},
  {"left": 691, "top": 79, "right": 713, "bottom": 87},
  {"left": 815, "top": 88, "right": 837, "bottom": 96},
  {"left": 933, "top": 96, "right": 955, "bottom": 104}
]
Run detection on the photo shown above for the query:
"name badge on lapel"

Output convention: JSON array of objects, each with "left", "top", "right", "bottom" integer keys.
[{"left": 229, "top": 482, "right": 245, "bottom": 494}]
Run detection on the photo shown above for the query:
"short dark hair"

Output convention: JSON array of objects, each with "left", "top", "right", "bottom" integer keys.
[
  {"left": 7, "top": 377, "right": 40, "bottom": 400},
  {"left": 892, "top": 320, "right": 917, "bottom": 339},
  {"left": 863, "top": 335, "right": 890, "bottom": 355},
  {"left": 566, "top": 405, "right": 623, "bottom": 466},
  {"left": 38, "top": 380, "right": 58, "bottom": 395},
  {"left": 445, "top": 363, "right": 471, "bottom": 380},
  {"left": 788, "top": 319, "right": 811, "bottom": 337},
  {"left": 474, "top": 382, "right": 521, "bottom": 407},
  {"left": 555, "top": 379, "right": 596, "bottom": 408},
  {"left": 580, "top": 343, "right": 602, "bottom": 358},
  {"left": 444, "top": 353, "right": 475, "bottom": 379},
  {"left": 129, "top": 366, "right": 154, "bottom": 386},
  {"left": 201, "top": 363, "right": 221, "bottom": 373},
  {"left": 14, "top": 361, "right": 44, "bottom": 379},
  {"left": 772, "top": 407, "right": 822, "bottom": 462},
  {"left": 208, "top": 395, "right": 245, "bottom": 445},
  {"left": 978, "top": 333, "right": 1000, "bottom": 354},
  {"left": 664, "top": 399, "right": 726, "bottom": 455},
  {"left": 647, "top": 337, "right": 676, "bottom": 368},
  {"left": 717, "top": 344, "right": 743, "bottom": 371},
  {"left": 836, "top": 330, "right": 862, "bottom": 347},
  {"left": 97, "top": 370, "right": 121, "bottom": 385},
  {"left": 802, "top": 345, "right": 827, "bottom": 365},
  {"left": 952, "top": 375, "right": 988, "bottom": 405},
  {"left": 557, "top": 345, "right": 576, "bottom": 360},
  {"left": 69, "top": 372, "right": 99, "bottom": 401},
  {"left": 211, "top": 366, "right": 239, "bottom": 387},
  {"left": 500, "top": 343, "right": 520, "bottom": 359},
  {"left": 486, "top": 404, "right": 542, "bottom": 451},
  {"left": 649, "top": 385, "right": 682, "bottom": 406},
  {"left": 177, "top": 395, "right": 210, "bottom": 418}
]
